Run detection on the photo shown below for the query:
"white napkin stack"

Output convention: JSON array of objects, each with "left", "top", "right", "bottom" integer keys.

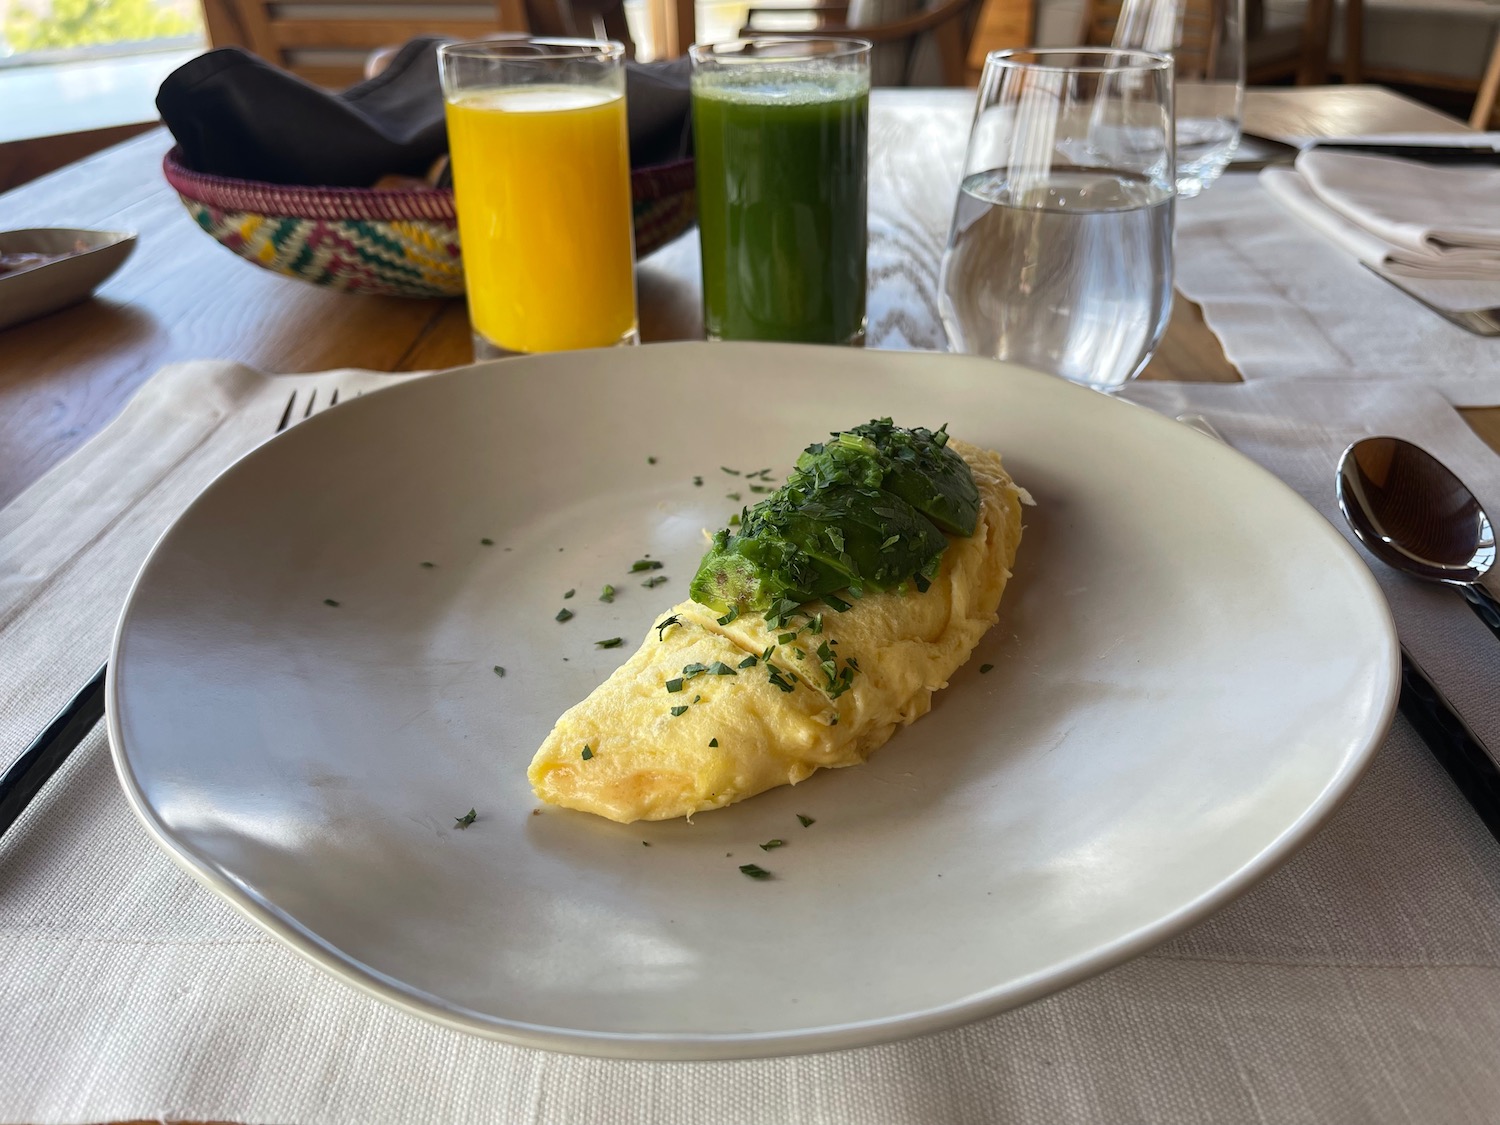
[{"left": 1262, "top": 149, "right": 1500, "bottom": 281}]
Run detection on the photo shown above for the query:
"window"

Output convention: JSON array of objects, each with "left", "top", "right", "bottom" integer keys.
[{"left": 1, "top": 0, "right": 204, "bottom": 65}]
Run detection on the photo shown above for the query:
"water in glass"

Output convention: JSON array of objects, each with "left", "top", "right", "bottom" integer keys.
[{"left": 941, "top": 167, "right": 1173, "bottom": 392}]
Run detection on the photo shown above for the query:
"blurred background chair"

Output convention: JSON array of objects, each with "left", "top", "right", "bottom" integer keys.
[{"left": 745, "top": 0, "right": 982, "bottom": 85}]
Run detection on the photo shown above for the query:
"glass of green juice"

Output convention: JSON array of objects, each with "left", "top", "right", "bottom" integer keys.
[{"left": 689, "top": 38, "right": 871, "bottom": 345}]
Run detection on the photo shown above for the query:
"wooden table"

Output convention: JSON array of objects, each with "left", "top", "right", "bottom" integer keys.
[{"left": 0, "top": 84, "right": 1491, "bottom": 508}]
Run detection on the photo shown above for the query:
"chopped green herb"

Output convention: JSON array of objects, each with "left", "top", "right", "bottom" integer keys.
[
  {"left": 913, "top": 575, "right": 932, "bottom": 594},
  {"left": 670, "top": 705, "right": 689, "bottom": 717},
  {"left": 693, "top": 475, "right": 704, "bottom": 487},
  {"left": 706, "top": 661, "right": 737, "bottom": 676},
  {"left": 323, "top": 598, "right": 340, "bottom": 607},
  {"left": 808, "top": 613, "right": 824, "bottom": 634},
  {"left": 648, "top": 456, "right": 657, "bottom": 464},
  {"left": 739, "top": 863, "right": 772, "bottom": 880},
  {"left": 493, "top": 665, "right": 506, "bottom": 677},
  {"left": 726, "top": 491, "right": 742, "bottom": 501},
  {"left": 980, "top": 663, "right": 994, "bottom": 674},
  {"left": 737, "top": 655, "right": 758, "bottom": 669},
  {"left": 420, "top": 561, "right": 436, "bottom": 569},
  {"left": 655, "top": 614, "right": 681, "bottom": 641},
  {"left": 721, "top": 466, "right": 741, "bottom": 476},
  {"left": 665, "top": 678, "right": 685, "bottom": 693},
  {"left": 766, "top": 666, "right": 796, "bottom": 693},
  {"left": 826, "top": 527, "right": 845, "bottom": 553},
  {"left": 717, "top": 606, "right": 740, "bottom": 626},
  {"left": 709, "top": 738, "right": 719, "bottom": 747},
  {"left": 581, "top": 744, "right": 594, "bottom": 760},
  {"left": 797, "top": 814, "right": 815, "bottom": 828},
  {"left": 455, "top": 809, "right": 477, "bottom": 829},
  {"left": 749, "top": 484, "right": 774, "bottom": 494},
  {"left": 631, "top": 559, "right": 664, "bottom": 572},
  {"left": 681, "top": 662, "right": 710, "bottom": 679},
  {"left": 642, "top": 574, "right": 669, "bottom": 588},
  {"left": 480, "top": 538, "right": 494, "bottom": 546},
  {"left": 760, "top": 839, "right": 785, "bottom": 851},
  {"left": 881, "top": 535, "right": 900, "bottom": 551},
  {"left": 600, "top": 584, "right": 616, "bottom": 603},
  {"left": 762, "top": 645, "right": 775, "bottom": 662},
  {"left": 596, "top": 637, "right": 624, "bottom": 649},
  {"left": 555, "top": 608, "right": 574, "bottom": 623},
  {"left": 729, "top": 513, "right": 741, "bottom": 526},
  {"left": 692, "top": 694, "right": 701, "bottom": 703},
  {"left": 563, "top": 588, "right": 576, "bottom": 599},
  {"left": 792, "top": 648, "right": 806, "bottom": 660},
  {"left": 777, "top": 632, "right": 797, "bottom": 645},
  {"left": 823, "top": 594, "right": 852, "bottom": 612},
  {"left": 642, "top": 840, "right": 651, "bottom": 846}
]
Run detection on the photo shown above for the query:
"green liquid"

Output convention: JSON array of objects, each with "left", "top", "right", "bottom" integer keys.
[{"left": 692, "top": 73, "right": 869, "bottom": 344}]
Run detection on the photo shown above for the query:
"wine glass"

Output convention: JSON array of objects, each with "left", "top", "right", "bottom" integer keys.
[{"left": 938, "top": 48, "right": 1176, "bottom": 392}]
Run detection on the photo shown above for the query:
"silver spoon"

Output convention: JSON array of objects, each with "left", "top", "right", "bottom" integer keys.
[{"left": 1337, "top": 436, "right": 1500, "bottom": 636}]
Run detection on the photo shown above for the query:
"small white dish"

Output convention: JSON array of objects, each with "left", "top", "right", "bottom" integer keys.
[
  {"left": 0, "top": 227, "right": 136, "bottom": 331},
  {"left": 108, "top": 343, "right": 1398, "bottom": 1059}
]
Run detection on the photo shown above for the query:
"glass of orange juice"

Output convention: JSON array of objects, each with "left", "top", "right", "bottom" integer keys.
[{"left": 439, "top": 39, "right": 638, "bottom": 357}]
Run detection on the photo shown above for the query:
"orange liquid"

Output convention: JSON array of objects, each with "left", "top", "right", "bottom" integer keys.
[{"left": 446, "top": 86, "right": 637, "bottom": 353}]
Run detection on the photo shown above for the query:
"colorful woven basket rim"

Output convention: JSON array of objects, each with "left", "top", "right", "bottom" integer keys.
[{"left": 163, "top": 147, "right": 695, "bottom": 222}]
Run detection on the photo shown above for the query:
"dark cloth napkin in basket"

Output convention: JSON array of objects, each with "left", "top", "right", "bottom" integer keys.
[{"left": 156, "top": 38, "right": 691, "bottom": 189}]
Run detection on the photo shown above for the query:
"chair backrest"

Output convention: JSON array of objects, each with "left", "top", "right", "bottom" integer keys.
[
  {"left": 204, "top": 0, "right": 528, "bottom": 88},
  {"left": 1085, "top": 0, "right": 1223, "bottom": 79},
  {"left": 776, "top": 0, "right": 981, "bottom": 86}
]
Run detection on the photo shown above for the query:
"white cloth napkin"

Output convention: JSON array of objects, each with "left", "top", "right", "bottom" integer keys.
[
  {"left": 1175, "top": 172, "right": 1500, "bottom": 402},
  {"left": 1295, "top": 149, "right": 1500, "bottom": 274},
  {"left": 4, "top": 362, "right": 1500, "bottom": 1125}
]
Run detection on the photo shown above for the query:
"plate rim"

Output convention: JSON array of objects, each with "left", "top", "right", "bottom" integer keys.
[{"left": 106, "top": 343, "right": 1402, "bottom": 1059}]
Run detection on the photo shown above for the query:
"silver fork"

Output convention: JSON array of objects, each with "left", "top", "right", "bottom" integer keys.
[{"left": 0, "top": 387, "right": 346, "bottom": 843}]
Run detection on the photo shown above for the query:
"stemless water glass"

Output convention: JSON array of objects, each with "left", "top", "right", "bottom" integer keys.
[
  {"left": 938, "top": 49, "right": 1175, "bottom": 393},
  {"left": 690, "top": 38, "right": 871, "bottom": 345},
  {"left": 1102, "top": 0, "right": 1245, "bottom": 196},
  {"left": 439, "top": 39, "right": 638, "bottom": 358}
]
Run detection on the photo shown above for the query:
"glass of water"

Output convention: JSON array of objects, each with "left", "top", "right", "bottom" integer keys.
[
  {"left": 939, "top": 48, "right": 1175, "bottom": 392},
  {"left": 1100, "top": 0, "right": 1245, "bottom": 196}
]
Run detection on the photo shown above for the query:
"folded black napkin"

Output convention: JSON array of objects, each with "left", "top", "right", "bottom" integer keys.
[{"left": 157, "top": 38, "right": 691, "bottom": 188}]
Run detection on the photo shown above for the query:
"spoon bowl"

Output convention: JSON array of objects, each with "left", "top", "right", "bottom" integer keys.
[{"left": 1337, "top": 435, "right": 1500, "bottom": 632}]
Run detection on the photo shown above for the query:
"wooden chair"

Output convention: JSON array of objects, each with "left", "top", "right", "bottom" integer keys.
[
  {"left": 1474, "top": 33, "right": 1500, "bottom": 129},
  {"left": 202, "top": 0, "right": 529, "bottom": 88},
  {"left": 747, "top": 0, "right": 983, "bottom": 87},
  {"left": 1083, "top": 0, "right": 1344, "bottom": 86}
]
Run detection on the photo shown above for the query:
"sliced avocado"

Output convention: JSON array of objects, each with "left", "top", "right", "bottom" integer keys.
[{"left": 849, "top": 419, "right": 979, "bottom": 537}]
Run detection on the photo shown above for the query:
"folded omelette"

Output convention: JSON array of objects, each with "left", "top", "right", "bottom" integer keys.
[{"left": 528, "top": 424, "right": 1027, "bottom": 823}]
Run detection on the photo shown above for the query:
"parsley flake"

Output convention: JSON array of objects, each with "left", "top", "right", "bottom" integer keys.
[
  {"left": 596, "top": 637, "right": 624, "bottom": 649},
  {"left": 420, "top": 561, "right": 436, "bottom": 569},
  {"left": 709, "top": 738, "right": 719, "bottom": 747},
  {"left": 693, "top": 475, "right": 704, "bottom": 487},
  {"left": 493, "top": 665, "right": 506, "bottom": 677},
  {"left": 655, "top": 614, "right": 681, "bottom": 640},
  {"left": 648, "top": 455, "right": 657, "bottom": 464},
  {"left": 797, "top": 814, "right": 815, "bottom": 828},
  {"left": 323, "top": 598, "right": 340, "bottom": 607},
  {"left": 721, "top": 466, "right": 741, "bottom": 476},
  {"left": 600, "top": 584, "right": 616, "bottom": 603},
  {"left": 581, "top": 744, "right": 593, "bottom": 760},
  {"left": 564, "top": 588, "right": 576, "bottom": 599},
  {"left": 737, "top": 655, "right": 758, "bottom": 669},
  {"left": 455, "top": 809, "right": 477, "bottom": 829},
  {"left": 777, "top": 632, "right": 797, "bottom": 645},
  {"left": 706, "top": 661, "right": 737, "bottom": 676},
  {"left": 760, "top": 839, "right": 785, "bottom": 851},
  {"left": 555, "top": 608, "right": 574, "bottom": 623},
  {"left": 631, "top": 559, "right": 664, "bottom": 572},
  {"left": 726, "top": 491, "right": 742, "bottom": 501},
  {"left": 717, "top": 606, "right": 740, "bottom": 626},
  {"left": 739, "top": 863, "right": 772, "bottom": 880},
  {"left": 670, "top": 705, "right": 688, "bottom": 717},
  {"left": 642, "top": 574, "right": 669, "bottom": 588},
  {"left": 480, "top": 538, "right": 494, "bottom": 546},
  {"left": 665, "top": 678, "right": 685, "bottom": 693},
  {"left": 980, "top": 663, "right": 995, "bottom": 673}
]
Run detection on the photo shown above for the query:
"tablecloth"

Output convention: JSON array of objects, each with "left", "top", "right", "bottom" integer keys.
[{"left": 3, "top": 361, "right": 1500, "bottom": 1124}]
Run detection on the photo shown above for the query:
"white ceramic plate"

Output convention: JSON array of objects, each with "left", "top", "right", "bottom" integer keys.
[{"left": 109, "top": 343, "right": 1398, "bottom": 1059}]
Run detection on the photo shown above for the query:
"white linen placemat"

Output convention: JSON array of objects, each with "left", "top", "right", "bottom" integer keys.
[
  {"left": 4, "top": 363, "right": 1500, "bottom": 1125},
  {"left": 1175, "top": 172, "right": 1500, "bottom": 404}
]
